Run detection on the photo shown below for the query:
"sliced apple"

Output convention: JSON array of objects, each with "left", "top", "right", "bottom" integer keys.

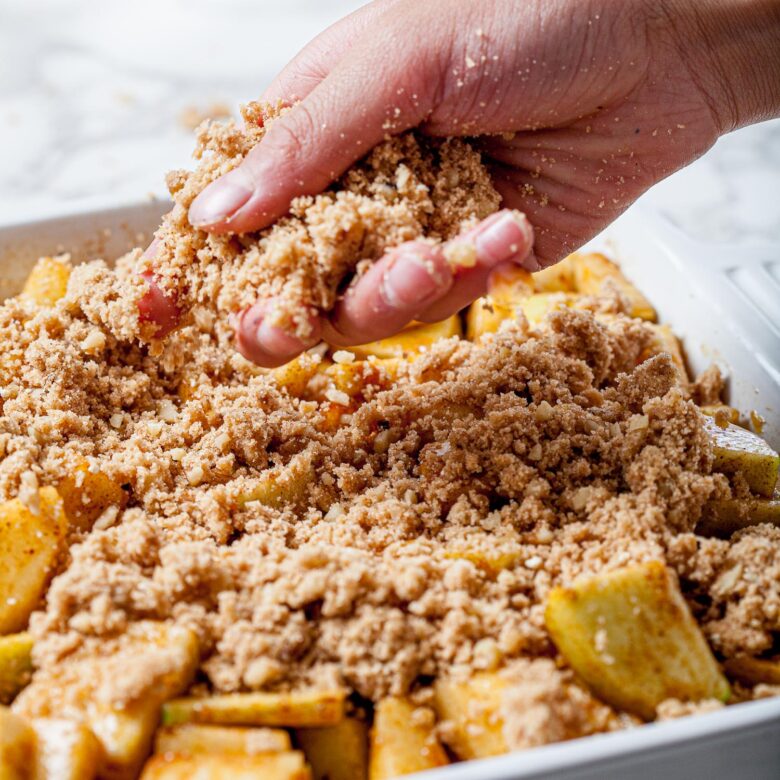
[
  {"left": 13, "top": 622, "right": 199, "bottom": 779},
  {"left": 271, "top": 354, "right": 321, "bottom": 398},
  {"left": 161, "top": 689, "right": 345, "bottom": 729},
  {"left": 348, "top": 316, "right": 461, "bottom": 360},
  {"left": 723, "top": 656, "right": 780, "bottom": 686},
  {"left": 639, "top": 324, "right": 688, "bottom": 383},
  {"left": 545, "top": 560, "right": 729, "bottom": 720},
  {"left": 0, "top": 706, "right": 36, "bottom": 780},
  {"left": 570, "top": 252, "right": 656, "bottom": 321},
  {"left": 57, "top": 464, "right": 127, "bottom": 533},
  {"left": 466, "top": 265, "right": 534, "bottom": 341},
  {"left": 369, "top": 697, "right": 448, "bottom": 779},
  {"left": 323, "top": 359, "right": 402, "bottom": 399},
  {"left": 0, "top": 487, "right": 68, "bottom": 633},
  {"left": 705, "top": 418, "right": 779, "bottom": 497},
  {"left": 697, "top": 494, "right": 780, "bottom": 537},
  {"left": 443, "top": 547, "right": 521, "bottom": 577},
  {"left": 236, "top": 451, "right": 315, "bottom": 509},
  {"left": 154, "top": 724, "right": 290, "bottom": 756},
  {"left": 297, "top": 717, "right": 368, "bottom": 780},
  {"left": 0, "top": 633, "right": 33, "bottom": 704},
  {"left": 32, "top": 718, "right": 102, "bottom": 780},
  {"left": 517, "top": 292, "right": 581, "bottom": 328},
  {"left": 140, "top": 752, "right": 311, "bottom": 780},
  {"left": 532, "top": 255, "right": 575, "bottom": 293},
  {"left": 432, "top": 673, "right": 507, "bottom": 759},
  {"left": 20, "top": 256, "right": 71, "bottom": 307}
]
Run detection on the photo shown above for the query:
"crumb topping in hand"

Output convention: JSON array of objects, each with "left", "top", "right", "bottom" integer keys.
[{"left": 119, "top": 101, "right": 500, "bottom": 343}]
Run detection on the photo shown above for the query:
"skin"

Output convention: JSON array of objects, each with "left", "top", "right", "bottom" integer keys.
[{"left": 143, "top": 0, "right": 780, "bottom": 366}]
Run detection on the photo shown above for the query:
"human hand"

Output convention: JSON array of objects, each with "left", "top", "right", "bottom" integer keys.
[{"left": 144, "top": 0, "right": 780, "bottom": 365}]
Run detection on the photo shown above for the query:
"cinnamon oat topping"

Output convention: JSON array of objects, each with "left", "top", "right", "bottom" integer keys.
[{"left": 3, "top": 282, "right": 776, "bottom": 704}]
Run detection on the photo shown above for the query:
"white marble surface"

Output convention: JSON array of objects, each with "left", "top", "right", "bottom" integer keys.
[{"left": 1, "top": 0, "right": 778, "bottom": 245}]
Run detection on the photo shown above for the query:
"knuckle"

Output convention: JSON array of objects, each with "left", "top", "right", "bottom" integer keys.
[{"left": 272, "top": 102, "right": 319, "bottom": 162}]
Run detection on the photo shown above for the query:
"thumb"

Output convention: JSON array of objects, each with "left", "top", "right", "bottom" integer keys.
[{"left": 188, "top": 26, "right": 444, "bottom": 234}]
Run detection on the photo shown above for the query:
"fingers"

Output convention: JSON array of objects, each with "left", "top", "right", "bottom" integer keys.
[
  {"left": 137, "top": 272, "right": 181, "bottom": 339},
  {"left": 188, "top": 20, "right": 442, "bottom": 234},
  {"left": 135, "top": 247, "right": 318, "bottom": 362},
  {"left": 137, "top": 239, "right": 182, "bottom": 338},
  {"left": 234, "top": 301, "right": 323, "bottom": 368},
  {"left": 237, "top": 209, "right": 534, "bottom": 364},
  {"left": 416, "top": 209, "right": 535, "bottom": 322},
  {"left": 327, "top": 208, "right": 534, "bottom": 344},
  {"left": 324, "top": 240, "right": 454, "bottom": 346},
  {"left": 140, "top": 209, "right": 533, "bottom": 366}
]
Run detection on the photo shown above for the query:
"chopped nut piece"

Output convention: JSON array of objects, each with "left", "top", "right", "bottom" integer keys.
[
  {"left": 186, "top": 465, "right": 206, "bottom": 486},
  {"left": 80, "top": 329, "right": 106, "bottom": 354},
  {"left": 443, "top": 241, "right": 478, "bottom": 269},
  {"left": 158, "top": 400, "right": 179, "bottom": 423},
  {"left": 535, "top": 400, "right": 554, "bottom": 421},
  {"left": 628, "top": 414, "right": 649, "bottom": 431},
  {"left": 325, "top": 388, "right": 351, "bottom": 407},
  {"left": 332, "top": 350, "right": 356, "bottom": 365}
]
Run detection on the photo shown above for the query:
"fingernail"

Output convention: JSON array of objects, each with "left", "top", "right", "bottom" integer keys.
[
  {"left": 234, "top": 307, "right": 294, "bottom": 368},
  {"left": 189, "top": 176, "right": 253, "bottom": 227},
  {"left": 256, "top": 318, "right": 292, "bottom": 352},
  {"left": 381, "top": 252, "right": 446, "bottom": 309},
  {"left": 143, "top": 236, "right": 161, "bottom": 259},
  {"left": 476, "top": 210, "right": 538, "bottom": 270}
]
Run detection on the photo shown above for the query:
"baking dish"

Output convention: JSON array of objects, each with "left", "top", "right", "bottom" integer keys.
[{"left": 1, "top": 201, "right": 778, "bottom": 779}]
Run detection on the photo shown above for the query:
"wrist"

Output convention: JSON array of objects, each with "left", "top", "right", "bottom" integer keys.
[{"left": 657, "top": 0, "right": 780, "bottom": 133}]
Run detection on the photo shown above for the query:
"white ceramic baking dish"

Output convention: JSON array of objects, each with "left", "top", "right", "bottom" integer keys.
[{"left": 1, "top": 201, "right": 779, "bottom": 779}]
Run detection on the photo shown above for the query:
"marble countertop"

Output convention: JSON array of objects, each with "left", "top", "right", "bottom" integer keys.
[{"left": 1, "top": 0, "right": 778, "bottom": 246}]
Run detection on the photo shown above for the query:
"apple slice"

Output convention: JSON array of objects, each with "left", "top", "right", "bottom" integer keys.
[
  {"left": 545, "top": 561, "right": 729, "bottom": 720},
  {"left": 161, "top": 689, "right": 345, "bottom": 729},
  {"left": 705, "top": 418, "right": 779, "bottom": 497}
]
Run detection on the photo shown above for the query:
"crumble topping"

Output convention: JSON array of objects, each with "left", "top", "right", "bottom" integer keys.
[
  {"left": 0, "top": 111, "right": 777, "bottom": 726},
  {"left": 4, "top": 277, "right": 778, "bottom": 706}
]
